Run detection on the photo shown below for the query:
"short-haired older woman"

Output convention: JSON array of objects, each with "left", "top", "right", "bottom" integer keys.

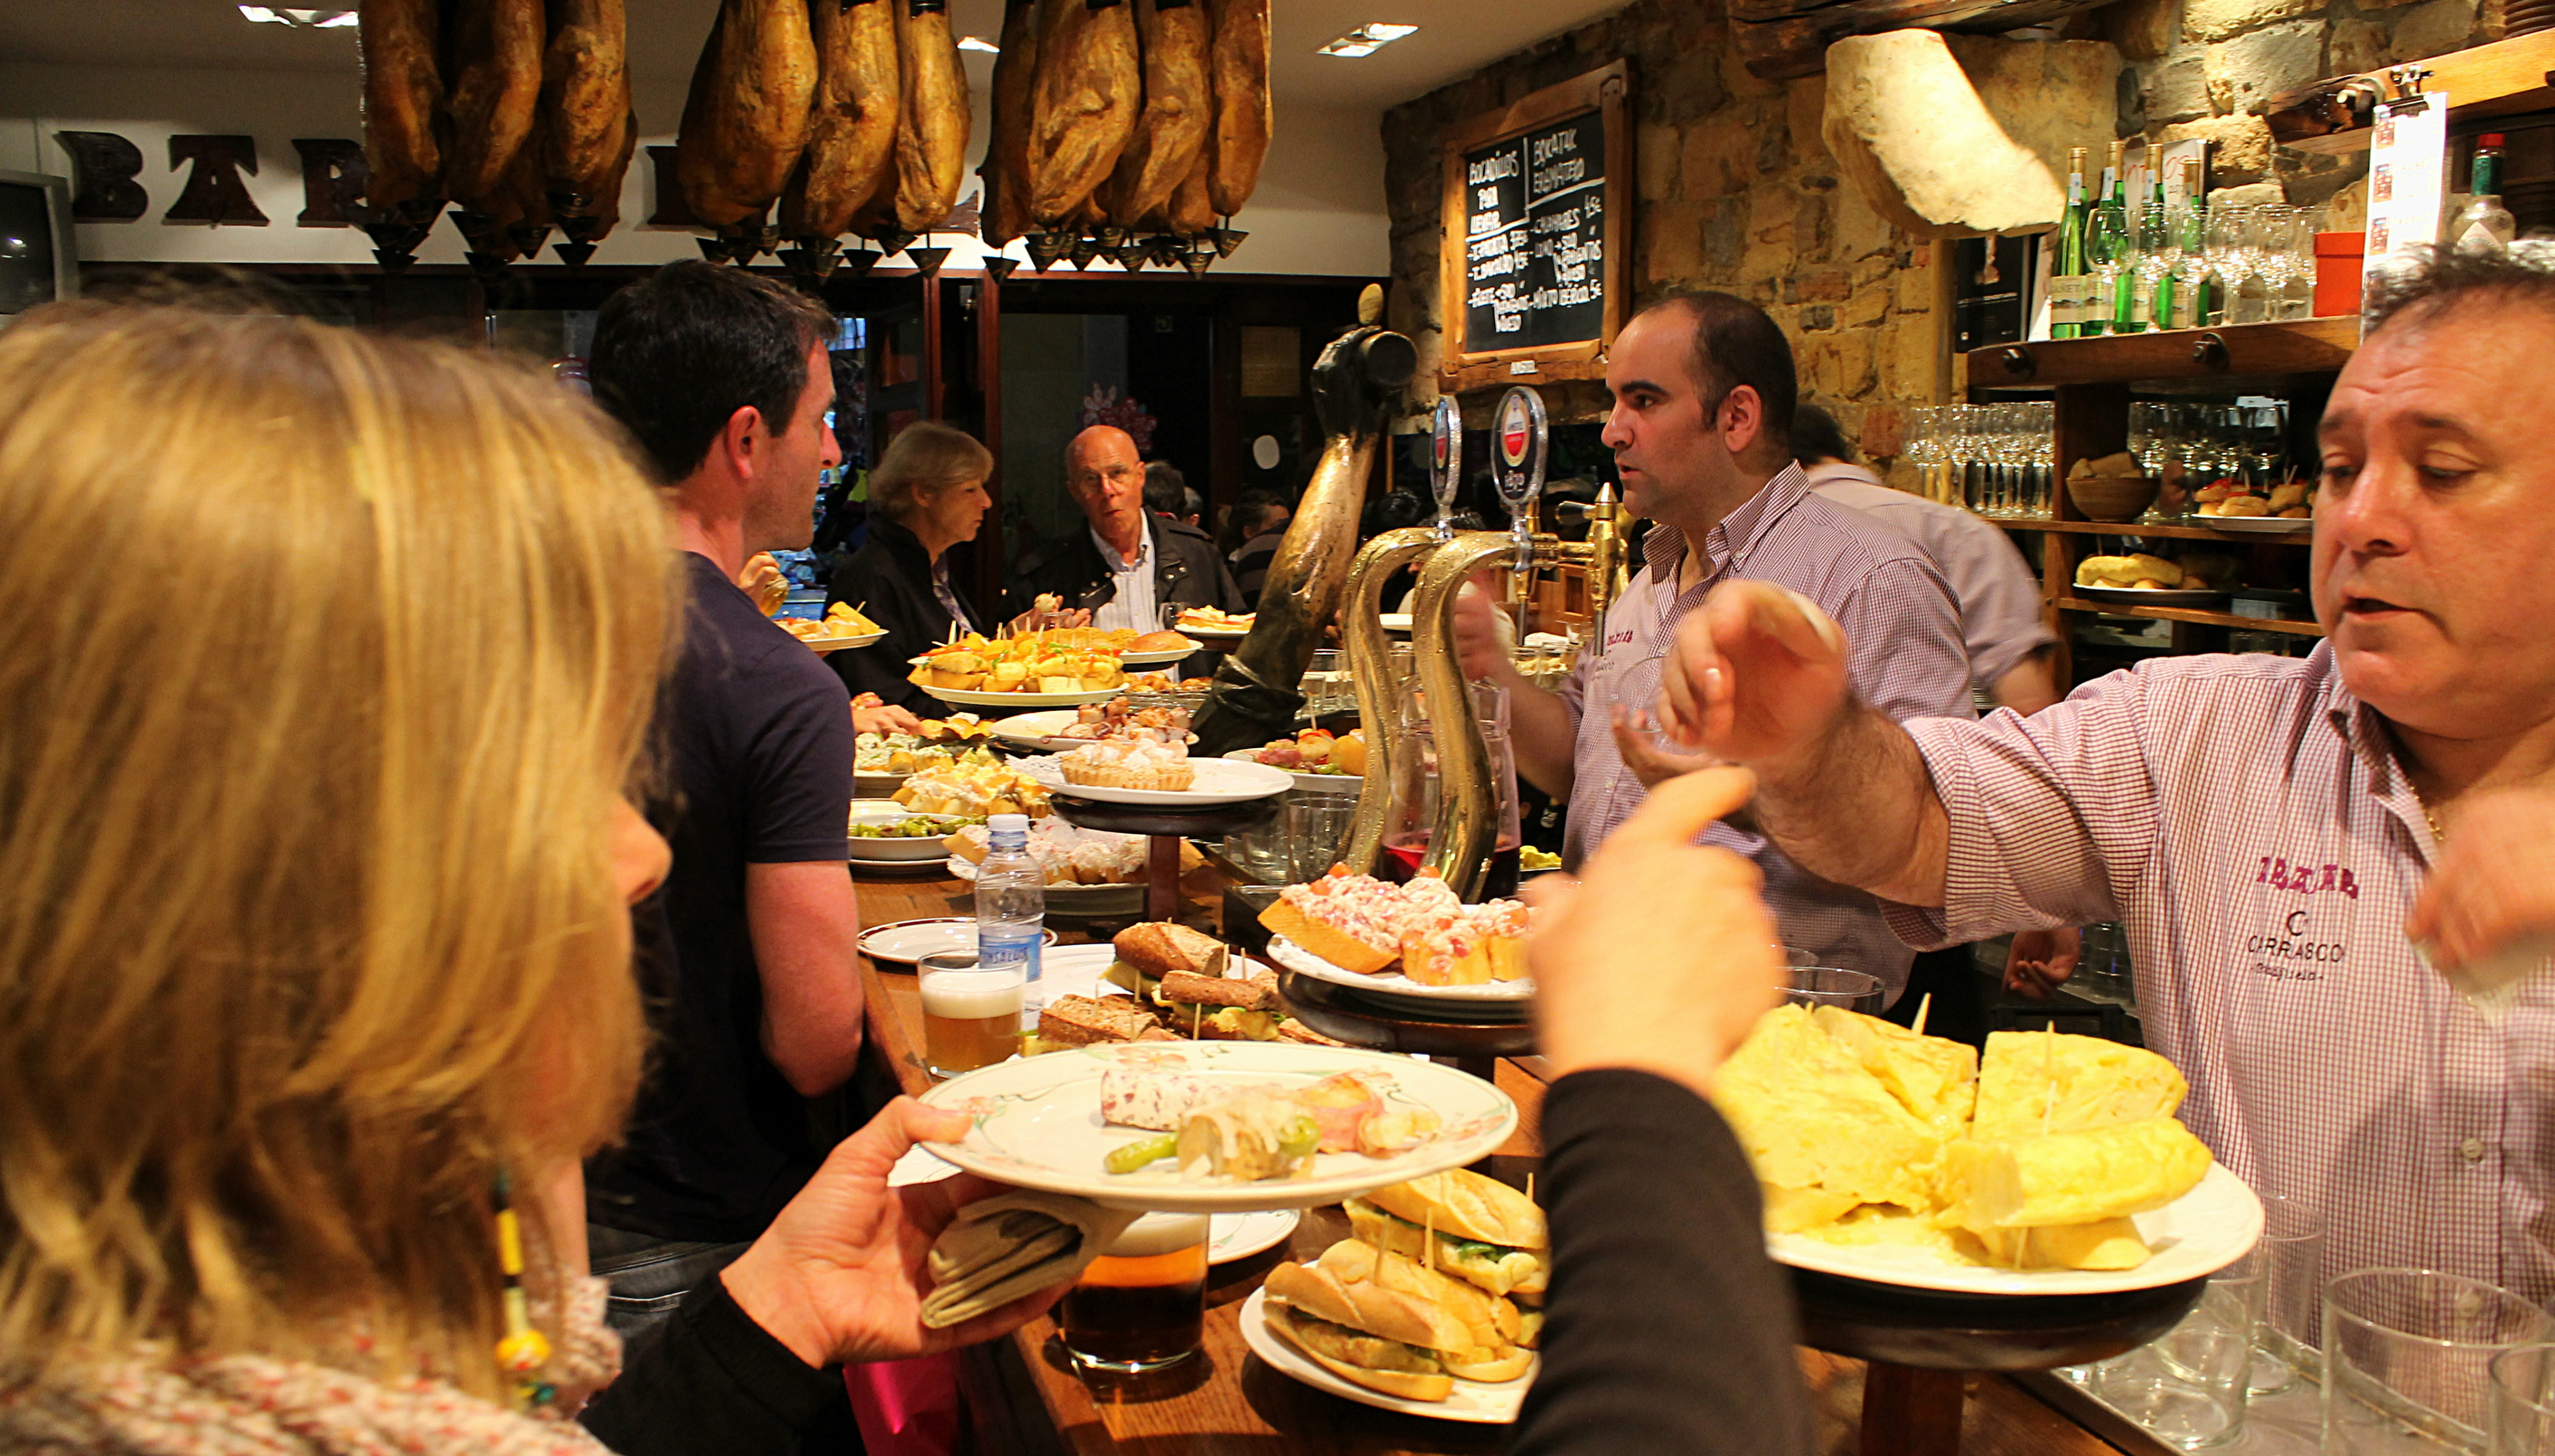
[
  {"left": 825, "top": 421, "right": 997, "bottom": 715},
  {"left": 0, "top": 305, "right": 1058, "bottom": 1453}
]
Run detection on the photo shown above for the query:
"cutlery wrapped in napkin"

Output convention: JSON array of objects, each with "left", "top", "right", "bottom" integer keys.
[{"left": 919, "top": 1190, "right": 1143, "bottom": 1328}]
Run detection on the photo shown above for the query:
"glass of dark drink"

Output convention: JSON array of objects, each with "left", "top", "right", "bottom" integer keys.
[{"left": 1058, "top": 1212, "right": 1210, "bottom": 1373}]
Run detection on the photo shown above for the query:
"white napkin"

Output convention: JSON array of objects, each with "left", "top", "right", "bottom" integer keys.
[{"left": 919, "top": 1190, "right": 1142, "bottom": 1329}]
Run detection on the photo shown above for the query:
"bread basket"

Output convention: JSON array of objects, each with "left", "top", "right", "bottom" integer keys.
[{"left": 2066, "top": 474, "right": 2160, "bottom": 524}]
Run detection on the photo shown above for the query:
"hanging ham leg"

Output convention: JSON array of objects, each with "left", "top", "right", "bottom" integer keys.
[
  {"left": 675, "top": 0, "right": 820, "bottom": 230},
  {"left": 443, "top": 0, "right": 545, "bottom": 208},
  {"left": 1026, "top": 0, "right": 1139, "bottom": 227},
  {"left": 781, "top": 0, "right": 900, "bottom": 245},
  {"left": 541, "top": 0, "right": 635, "bottom": 243},
  {"left": 356, "top": 0, "right": 446, "bottom": 218},
  {"left": 1098, "top": 0, "right": 1210, "bottom": 229},
  {"left": 1164, "top": 146, "right": 1213, "bottom": 234},
  {"left": 1204, "top": 0, "right": 1269, "bottom": 216},
  {"left": 977, "top": 0, "right": 1039, "bottom": 246},
  {"left": 890, "top": 0, "right": 971, "bottom": 234}
]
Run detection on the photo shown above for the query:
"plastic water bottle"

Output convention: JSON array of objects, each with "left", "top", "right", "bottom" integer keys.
[{"left": 974, "top": 813, "right": 1045, "bottom": 1003}]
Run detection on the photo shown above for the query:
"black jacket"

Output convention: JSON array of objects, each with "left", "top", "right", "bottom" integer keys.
[
  {"left": 1002, "top": 515, "right": 1242, "bottom": 626},
  {"left": 823, "top": 516, "right": 982, "bottom": 715}
]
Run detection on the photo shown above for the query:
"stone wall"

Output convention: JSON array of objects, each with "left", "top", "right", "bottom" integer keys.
[
  {"left": 2105, "top": 0, "right": 2492, "bottom": 218},
  {"left": 1383, "top": 0, "right": 1946, "bottom": 480},
  {"left": 1382, "top": 0, "right": 2498, "bottom": 481}
]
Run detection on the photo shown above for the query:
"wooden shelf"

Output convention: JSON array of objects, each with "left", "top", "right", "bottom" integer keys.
[
  {"left": 2055, "top": 596, "right": 2325, "bottom": 635},
  {"left": 2269, "top": 31, "right": 2555, "bottom": 155},
  {"left": 2003, "top": 518, "right": 2315, "bottom": 545},
  {"left": 1967, "top": 317, "right": 2358, "bottom": 388}
]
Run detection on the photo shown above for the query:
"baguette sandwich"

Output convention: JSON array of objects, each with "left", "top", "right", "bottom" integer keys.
[
  {"left": 1102, "top": 921, "right": 1229, "bottom": 1000},
  {"left": 1036, "top": 994, "right": 1180, "bottom": 1048},
  {"left": 1345, "top": 1167, "right": 1549, "bottom": 1300},
  {"left": 1262, "top": 1239, "right": 1533, "bottom": 1401}
]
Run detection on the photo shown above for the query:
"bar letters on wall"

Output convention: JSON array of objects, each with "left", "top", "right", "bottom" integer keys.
[
  {"left": 1437, "top": 61, "right": 1631, "bottom": 393},
  {"left": 54, "top": 129, "right": 376, "bottom": 229}
]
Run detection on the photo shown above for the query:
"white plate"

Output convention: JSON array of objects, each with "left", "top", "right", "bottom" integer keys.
[
  {"left": 1028, "top": 943, "right": 1139, "bottom": 1003},
  {"left": 848, "top": 802, "right": 976, "bottom": 861},
  {"left": 1210, "top": 1209, "right": 1301, "bottom": 1264},
  {"left": 926, "top": 685, "right": 1129, "bottom": 708},
  {"left": 989, "top": 710, "right": 1087, "bottom": 749},
  {"left": 915, "top": 1040, "right": 1517, "bottom": 1212},
  {"left": 1378, "top": 613, "right": 1414, "bottom": 633},
  {"left": 1019, "top": 754, "right": 1293, "bottom": 807},
  {"left": 1240, "top": 1287, "right": 1529, "bottom": 1423},
  {"left": 2075, "top": 584, "right": 2231, "bottom": 607},
  {"left": 1119, "top": 638, "right": 1206, "bottom": 665},
  {"left": 2202, "top": 514, "right": 2313, "bottom": 534},
  {"left": 1768, "top": 1163, "right": 2265, "bottom": 1296},
  {"left": 1177, "top": 620, "right": 1252, "bottom": 640},
  {"left": 948, "top": 854, "right": 1146, "bottom": 915},
  {"left": 800, "top": 630, "right": 888, "bottom": 655},
  {"left": 1221, "top": 748, "right": 1362, "bottom": 793},
  {"left": 1266, "top": 934, "right": 1535, "bottom": 1008},
  {"left": 858, "top": 917, "right": 1060, "bottom": 966}
]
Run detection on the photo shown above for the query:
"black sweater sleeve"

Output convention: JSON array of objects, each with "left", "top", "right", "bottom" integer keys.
[
  {"left": 580, "top": 1277, "right": 845, "bottom": 1455},
  {"left": 1509, "top": 1069, "right": 1813, "bottom": 1456}
]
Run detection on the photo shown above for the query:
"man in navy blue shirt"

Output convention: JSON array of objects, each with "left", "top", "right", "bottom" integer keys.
[{"left": 583, "top": 262, "right": 868, "bottom": 1354}]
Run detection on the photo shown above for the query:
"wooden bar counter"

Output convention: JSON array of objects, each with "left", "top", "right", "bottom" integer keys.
[{"left": 848, "top": 867, "right": 2132, "bottom": 1456}]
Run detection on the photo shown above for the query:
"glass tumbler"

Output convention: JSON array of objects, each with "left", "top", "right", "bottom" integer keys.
[
  {"left": 2488, "top": 1343, "right": 2555, "bottom": 1454},
  {"left": 1058, "top": 1211, "right": 1210, "bottom": 1373},
  {"left": 1285, "top": 785, "right": 1359, "bottom": 882},
  {"left": 1781, "top": 967, "right": 1884, "bottom": 1013},
  {"left": 2252, "top": 1190, "right": 2326, "bottom": 1394},
  {"left": 2324, "top": 1268, "right": 2555, "bottom": 1454}
]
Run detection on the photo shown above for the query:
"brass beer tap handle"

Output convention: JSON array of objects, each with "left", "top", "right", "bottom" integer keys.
[
  {"left": 1338, "top": 527, "right": 1442, "bottom": 876},
  {"left": 1410, "top": 530, "right": 1523, "bottom": 901}
]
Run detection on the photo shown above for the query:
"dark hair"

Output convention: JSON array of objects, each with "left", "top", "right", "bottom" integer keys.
[
  {"left": 588, "top": 261, "right": 836, "bottom": 485},
  {"left": 1647, "top": 290, "right": 1798, "bottom": 462},
  {"left": 1789, "top": 402, "right": 1856, "bottom": 466},
  {"left": 2365, "top": 242, "right": 2555, "bottom": 335},
  {"left": 1143, "top": 460, "right": 1187, "bottom": 517},
  {"left": 1221, "top": 489, "right": 1287, "bottom": 554}
]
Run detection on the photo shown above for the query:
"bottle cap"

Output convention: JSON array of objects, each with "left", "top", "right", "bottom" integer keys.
[
  {"left": 989, "top": 812, "right": 1028, "bottom": 835},
  {"left": 2483, "top": 133, "right": 2506, "bottom": 146}
]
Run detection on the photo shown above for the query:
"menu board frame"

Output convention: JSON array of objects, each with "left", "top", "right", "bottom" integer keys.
[{"left": 1437, "top": 61, "right": 1631, "bottom": 393}]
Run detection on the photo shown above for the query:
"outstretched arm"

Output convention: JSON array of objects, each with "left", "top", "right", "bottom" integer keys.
[{"left": 1654, "top": 579, "right": 1951, "bottom": 907}]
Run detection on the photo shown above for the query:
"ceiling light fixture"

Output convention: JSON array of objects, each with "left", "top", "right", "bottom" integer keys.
[
  {"left": 1317, "top": 22, "right": 1417, "bottom": 57},
  {"left": 957, "top": 34, "right": 1000, "bottom": 52},
  {"left": 239, "top": 6, "right": 358, "bottom": 27}
]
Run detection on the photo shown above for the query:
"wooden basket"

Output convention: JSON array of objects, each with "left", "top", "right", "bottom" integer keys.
[{"left": 2065, "top": 474, "right": 2160, "bottom": 523}]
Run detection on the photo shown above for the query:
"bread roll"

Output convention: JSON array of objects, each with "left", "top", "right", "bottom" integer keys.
[{"left": 1362, "top": 1168, "right": 1546, "bottom": 1250}]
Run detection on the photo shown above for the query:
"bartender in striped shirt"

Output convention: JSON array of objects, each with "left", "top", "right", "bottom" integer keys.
[
  {"left": 1654, "top": 246, "right": 2555, "bottom": 1308},
  {"left": 1453, "top": 291, "right": 1972, "bottom": 1006}
]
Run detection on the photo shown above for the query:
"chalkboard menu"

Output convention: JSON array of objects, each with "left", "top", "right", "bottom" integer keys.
[
  {"left": 1460, "top": 110, "right": 1608, "bottom": 353},
  {"left": 1438, "top": 62, "right": 1629, "bottom": 391}
]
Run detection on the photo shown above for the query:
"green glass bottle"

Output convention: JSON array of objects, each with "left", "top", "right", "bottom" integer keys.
[
  {"left": 2084, "top": 140, "right": 2131, "bottom": 338},
  {"left": 2054, "top": 146, "right": 2089, "bottom": 339}
]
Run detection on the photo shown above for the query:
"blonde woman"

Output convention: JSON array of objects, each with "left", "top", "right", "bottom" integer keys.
[
  {"left": 0, "top": 305, "right": 1056, "bottom": 1454},
  {"left": 824, "top": 420, "right": 1001, "bottom": 714}
]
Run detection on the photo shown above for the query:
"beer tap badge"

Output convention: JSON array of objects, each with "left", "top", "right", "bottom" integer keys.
[
  {"left": 1494, "top": 386, "right": 1548, "bottom": 512},
  {"left": 1430, "top": 395, "right": 1463, "bottom": 520}
]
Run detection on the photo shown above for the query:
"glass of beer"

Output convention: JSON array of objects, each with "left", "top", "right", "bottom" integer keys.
[
  {"left": 1058, "top": 1212, "right": 1210, "bottom": 1373},
  {"left": 919, "top": 952, "right": 1023, "bottom": 1079}
]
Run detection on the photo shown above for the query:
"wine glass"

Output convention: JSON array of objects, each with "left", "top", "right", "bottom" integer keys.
[{"left": 2204, "top": 205, "right": 2251, "bottom": 328}]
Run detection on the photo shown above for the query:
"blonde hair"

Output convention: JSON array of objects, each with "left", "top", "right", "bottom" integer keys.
[
  {"left": 870, "top": 420, "right": 992, "bottom": 524},
  {"left": 0, "top": 305, "right": 675, "bottom": 1397}
]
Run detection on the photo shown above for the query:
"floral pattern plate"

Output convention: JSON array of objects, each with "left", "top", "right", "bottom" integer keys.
[{"left": 914, "top": 1040, "right": 1516, "bottom": 1212}]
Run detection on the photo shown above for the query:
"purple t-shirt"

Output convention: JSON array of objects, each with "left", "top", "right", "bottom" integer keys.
[{"left": 587, "top": 552, "right": 855, "bottom": 1243}]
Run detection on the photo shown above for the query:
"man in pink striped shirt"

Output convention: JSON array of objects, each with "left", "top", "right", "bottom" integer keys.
[
  {"left": 1454, "top": 292, "right": 1971, "bottom": 1005},
  {"left": 1656, "top": 248, "right": 2555, "bottom": 1310}
]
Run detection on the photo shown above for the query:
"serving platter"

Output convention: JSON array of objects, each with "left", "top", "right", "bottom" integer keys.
[
  {"left": 847, "top": 801, "right": 975, "bottom": 861},
  {"left": 1767, "top": 1163, "right": 2264, "bottom": 1297},
  {"left": 1221, "top": 749, "right": 1361, "bottom": 793},
  {"left": 1239, "top": 1287, "right": 1529, "bottom": 1423},
  {"left": 913, "top": 1040, "right": 1516, "bottom": 1212},
  {"left": 2200, "top": 515, "right": 2312, "bottom": 534},
  {"left": 1378, "top": 612, "right": 1415, "bottom": 634},
  {"left": 1209, "top": 1208, "right": 1300, "bottom": 1264},
  {"left": 925, "top": 685, "right": 1128, "bottom": 709},
  {"left": 800, "top": 630, "right": 888, "bottom": 654},
  {"left": 1176, "top": 618, "right": 1253, "bottom": 641},
  {"left": 1118, "top": 637, "right": 1205, "bottom": 665},
  {"left": 2075, "top": 584, "right": 2231, "bottom": 607},
  {"left": 857, "top": 917, "right": 1059, "bottom": 967},
  {"left": 949, "top": 853, "right": 1145, "bottom": 916},
  {"left": 1018, "top": 754, "right": 1293, "bottom": 807},
  {"left": 1266, "top": 934, "right": 1534, "bottom": 1008},
  {"left": 990, "top": 709, "right": 1088, "bottom": 749}
]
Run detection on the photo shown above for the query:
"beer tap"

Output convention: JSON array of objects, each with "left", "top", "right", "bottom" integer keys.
[
  {"left": 1492, "top": 386, "right": 1549, "bottom": 635},
  {"left": 1429, "top": 395, "right": 1463, "bottom": 541}
]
